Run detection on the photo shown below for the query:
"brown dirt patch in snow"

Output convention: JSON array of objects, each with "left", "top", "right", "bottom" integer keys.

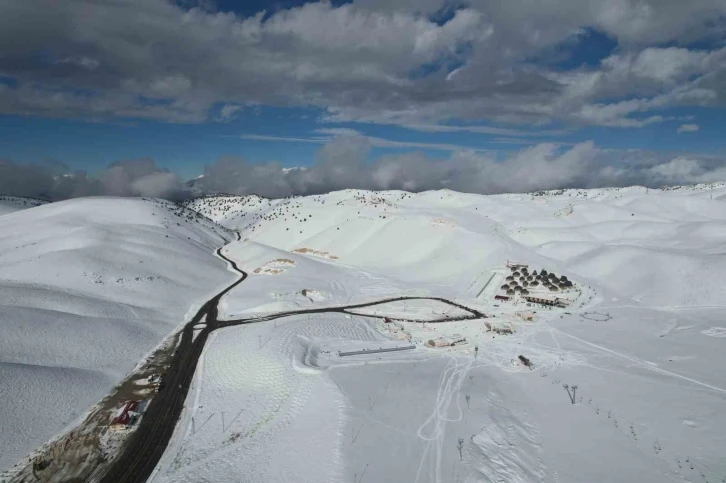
[
  {"left": 431, "top": 218, "right": 455, "bottom": 228},
  {"left": 253, "top": 267, "right": 284, "bottom": 274},
  {"left": 253, "top": 259, "right": 296, "bottom": 274},
  {"left": 292, "top": 247, "right": 339, "bottom": 259}
]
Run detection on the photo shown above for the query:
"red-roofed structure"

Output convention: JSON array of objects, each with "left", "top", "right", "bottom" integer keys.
[{"left": 110, "top": 401, "right": 140, "bottom": 431}]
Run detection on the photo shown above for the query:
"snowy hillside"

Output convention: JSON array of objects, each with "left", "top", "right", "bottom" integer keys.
[
  {"left": 181, "top": 194, "right": 270, "bottom": 224},
  {"left": 0, "top": 197, "right": 236, "bottom": 472},
  {"left": 0, "top": 195, "right": 47, "bottom": 216},
  {"left": 149, "top": 184, "right": 726, "bottom": 483},
  {"left": 183, "top": 185, "right": 726, "bottom": 312}
]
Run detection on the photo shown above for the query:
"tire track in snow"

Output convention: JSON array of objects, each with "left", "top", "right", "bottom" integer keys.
[{"left": 414, "top": 356, "right": 472, "bottom": 483}]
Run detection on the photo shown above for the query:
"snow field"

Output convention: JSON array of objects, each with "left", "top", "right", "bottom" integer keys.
[
  {"left": 166, "top": 184, "right": 726, "bottom": 482},
  {"left": 205, "top": 190, "right": 520, "bottom": 299},
  {"left": 6, "top": 182, "right": 726, "bottom": 481},
  {"left": 335, "top": 306, "right": 725, "bottom": 482},
  {"left": 218, "top": 239, "right": 438, "bottom": 318},
  {"left": 347, "top": 299, "right": 471, "bottom": 321},
  {"left": 151, "top": 313, "right": 386, "bottom": 483},
  {"left": 0, "top": 197, "right": 236, "bottom": 473},
  {"left": 152, "top": 307, "right": 595, "bottom": 482}
]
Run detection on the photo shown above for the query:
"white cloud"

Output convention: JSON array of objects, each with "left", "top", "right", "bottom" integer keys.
[
  {"left": 4, "top": 137, "right": 726, "bottom": 200},
  {"left": 240, "top": 130, "right": 493, "bottom": 152},
  {"left": 398, "top": 124, "right": 568, "bottom": 137},
  {"left": 677, "top": 123, "right": 699, "bottom": 133},
  {"left": 130, "top": 171, "right": 182, "bottom": 198},
  {"left": 649, "top": 157, "right": 702, "bottom": 180},
  {"left": 194, "top": 136, "right": 726, "bottom": 197},
  {"left": 0, "top": 158, "right": 185, "bottom": 200},
  {"left": 540, "top": 43, "right": 726, "bottom": 127},
  {"left": 217, "top": 104, "right": 243, "bottom": 122},
  {"left": 0, "top": 0, "right": 723, "bottom": 128},
  {"left": 314, "top": 128, "right": 362, "bottom": 137}
]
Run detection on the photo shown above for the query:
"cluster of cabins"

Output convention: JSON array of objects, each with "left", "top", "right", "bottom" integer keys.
[{"left": 494, "top": 263, "right": 574, "bottom": 308}]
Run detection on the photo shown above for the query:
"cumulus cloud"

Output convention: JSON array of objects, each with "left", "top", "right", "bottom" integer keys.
[
  {"left": 2, "top": 136, "right": 726, "bottom": 201},
  {"left": 191, "top": 135, "right": 726, "bottom": 197},
  {"left": 0, "top": 158, "right": 185, "bottom": 201},
  {"left": 0, "top": 0, "right": 724, "bottom": 128},
  {"left": 217, "top": 104, "right": 243, "bottom": 122},
  {"left": 677, "top": 123, "right": 699, "bottom": 133},
  {"left": 646, "top": 157, "right": 726, "bottom": 184}
]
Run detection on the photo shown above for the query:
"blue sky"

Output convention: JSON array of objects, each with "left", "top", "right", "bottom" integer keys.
[
  {"left": 1, "top": 106, "right": 722, "bottom": 181},
  {"left": 0, "top": 0, "right": 725, "bottom": 196}
]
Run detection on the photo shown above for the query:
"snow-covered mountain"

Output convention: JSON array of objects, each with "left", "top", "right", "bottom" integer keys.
[
  {"left": 3, "top": 184, "right": 726, "bottom": 482},
  {"left": 180, "top": 185, "right": 726, "bottom": 309},
  {"left": 159, "top": 184, "right": 726, "bottom": 483},
  {"left": 0, "top": 197, "right": 237, "bottom": 471}
]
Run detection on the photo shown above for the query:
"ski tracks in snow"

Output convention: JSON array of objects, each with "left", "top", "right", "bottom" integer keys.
[{"left": 414, "top": 355, "right": 473, "bottom": 483}]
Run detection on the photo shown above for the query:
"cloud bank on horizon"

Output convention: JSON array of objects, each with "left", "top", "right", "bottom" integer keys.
[
  {"left": 3, "top": 136, "right": 726, "bottom": 201},
  {"left": 0, "top": 0, "right": 725, "bottom": 198}
]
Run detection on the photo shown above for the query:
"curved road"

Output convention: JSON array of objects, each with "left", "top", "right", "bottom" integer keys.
[
  {"left": 99, "top": 238, "right": 487, "bottom": 483},
  {"left": 98, "top": 243, "right": 248, "bottom": 483}
]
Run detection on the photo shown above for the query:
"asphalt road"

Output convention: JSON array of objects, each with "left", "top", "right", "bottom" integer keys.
[
  {"left": 98, "top": 238, "right": 487, "bottom": 483},
  {"left": 98, "top": 242, "right": 248, "bottom": 483}
]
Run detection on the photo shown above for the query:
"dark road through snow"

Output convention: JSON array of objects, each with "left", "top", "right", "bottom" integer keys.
[{"left": 99, "top": 236, "right": 486, "bottom": 483}]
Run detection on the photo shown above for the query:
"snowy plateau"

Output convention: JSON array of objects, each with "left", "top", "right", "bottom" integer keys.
[{"left": 2, "top": 184, "right": 726, "bottom": 483}]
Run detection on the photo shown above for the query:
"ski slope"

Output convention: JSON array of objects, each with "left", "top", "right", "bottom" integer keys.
[
  {"left": 0, "top": 197, "right": 236, "bottom": 472},
  {"left": 154, "top": 184, "right": 726, "bottom": 482}
]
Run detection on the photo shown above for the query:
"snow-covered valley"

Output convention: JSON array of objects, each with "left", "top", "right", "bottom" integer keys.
[{"left": 2, "top": 184, "right": 726, "bottom": 482}]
